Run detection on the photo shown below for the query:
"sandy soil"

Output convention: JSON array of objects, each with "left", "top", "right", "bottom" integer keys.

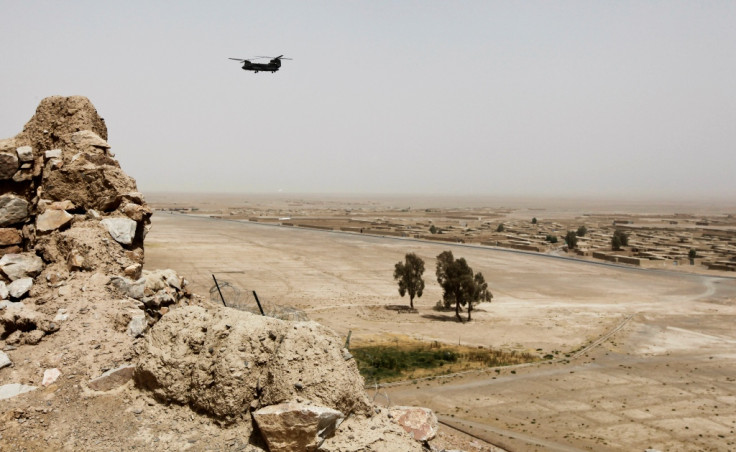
[{"left": 145, "top": 211, "right": 736, "bottom": 451}]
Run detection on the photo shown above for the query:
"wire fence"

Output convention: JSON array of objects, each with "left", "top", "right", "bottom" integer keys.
[{"left": 209, "top": 278, "right": 308, "bottom": 322}]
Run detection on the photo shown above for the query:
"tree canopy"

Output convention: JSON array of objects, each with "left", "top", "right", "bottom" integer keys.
[
  {"left": 393, "top": 253, "right": 425, "bottom": 309},
  {"left": 565, "top": 230, "right": 578, "bottom": 249},
  {"left": 435, "top": 250, "right": 492, "bottom": 322}
]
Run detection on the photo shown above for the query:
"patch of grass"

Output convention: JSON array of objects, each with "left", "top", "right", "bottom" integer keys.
[{"left": 352, "top": 337, "right": 538, "bottom": 383}]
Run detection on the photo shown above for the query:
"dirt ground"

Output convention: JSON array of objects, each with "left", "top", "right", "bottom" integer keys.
[{"left": 144, "top": 209, "right": 736, "bottom": 451}]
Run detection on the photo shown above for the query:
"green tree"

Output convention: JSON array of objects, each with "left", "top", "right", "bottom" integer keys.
[
  {"left": 429, "top": 225, "right": 437, "bottom": 234},
  {"left": 565, "top": 230, "right": 578, "bottom": 249},
  {"left": 393, "top": 253, "right": 426, "bottom": 309},
  {"left": 545, "top": 234, "right": 558, "bottom": 244},
  {"left": 496, "top": 224, "right": 505, "bottom": 232},
  {"left": 688, "top": 249, "right": 697, "bottom": 260},
  {"left": 612, "top": 230, "right": 628, "bottom": 250},
  {"left": 436, "top": 251, "right": 492, "bottom": 322},
  {"left": 532, "top": 217, "right": 537, "bottom": 224},
  {"left": 576, "top": 225, "right": 587, "bottom": 237}
]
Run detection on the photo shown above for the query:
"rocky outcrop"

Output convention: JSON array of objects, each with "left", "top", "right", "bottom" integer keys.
[
  {"left": 134, "top": 305, "right": 370, "bottom": 425},
  {"left": 390, "top": 406, "right": 439, "bottom": 441}
]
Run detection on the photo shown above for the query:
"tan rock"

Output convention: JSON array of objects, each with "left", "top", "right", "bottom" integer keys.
[
  {"left": 253, "top": 401, "right": 344, "bottom": 451},
  {"left": 36, "top": 209, "right": 73, "bottom": 232},
  {"left": 134, "top": 306, "right": 370, "bottom": 425},
  {"left": 0, "top": 152, "right": 19, "bottom": 179},
  {"left": 0, "top": 253, "right": 44, "bottom": 281},
  {"left": 0, "top": 228, "right": 22, "bottom": 246},
  {"left": 88, "top": 365, "right": 135, "bottom": 391},
  {"left": 0, "top": 195, "right": 29, "bottom": 227}
]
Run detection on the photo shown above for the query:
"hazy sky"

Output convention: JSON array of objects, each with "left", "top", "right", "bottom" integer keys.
[{"left": 1, "top": 1, "right": 734, "bottom": 200}]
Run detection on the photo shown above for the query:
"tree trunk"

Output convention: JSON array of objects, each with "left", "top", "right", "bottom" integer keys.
[
  {"left": 467, "top": 303, "right": 472, "bottom": 322},
  {"left": 409, "top": 295, "right": 414, "bottom": 309},
  {"left": 455, "top": 300, "right": 461, "bottom": 321}
]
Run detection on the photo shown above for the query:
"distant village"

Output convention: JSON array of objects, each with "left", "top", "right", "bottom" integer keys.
[{"left": 155, "top": 202, "right": 736, "bottom": 273}]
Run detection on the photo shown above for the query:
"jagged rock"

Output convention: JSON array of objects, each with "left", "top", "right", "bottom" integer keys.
[
  {"left": 7, "top": 278, "right": 33, "bottom": 299},
  {"left": 101, "top": 218, "right": 137, "bottom": 245},
  {"left": 142, "top": 269, "right": 182, "bottom": 292},
  {"left": 127, "top": 313, "right": 147, "bottom": 337},
  {"left": 42, "top": 368, "right": 61, "bottom": 386},
  {"left": 0, "top": 195, "right": 29, "bottom": 227},
  {"left": 0, "top": 253, "right": 44, "bottom": 281},
  {"left": 36, "top": 209, "right": 73, "bottom": 232},
  {"left": 122, "top": 203, "right": 151, "bottom": 222},
  {"left": 0, "top": 383, "right": 37, "bottom": 400},
  {"left": 70, "top": 130, "right": 110, "bottom": 151},
  {"left": 0, "top": 228, "right": 22, "bottom": 246},
  {"left": 0, "top": 281, "right": 8, "bottom": 300},
  {"left": 110, "top": 276, "right": 145, "bottom": 300},
  {"left": 0, "top": 152, "right": 19, "bottom": 179},
  {"left": 253, "top": 401, "right": 344, "bottom": 451},
  {"left": 88, "top": 365, "right": 135, "bottom": 391},
  {"left": 389, "top": 406, "right": 438, "bottom": 441},
  {"left": 134, "top": 306, "right": 370, "bottom": 425},
  {"left": 0, "top": 351, "right": 11, "bottom": 369},
  {"left": 124, "top": 263, "right": 142, "bottom": 279},
  {"left": 16, "top": 146, "right": 34, "bottom": 162}
]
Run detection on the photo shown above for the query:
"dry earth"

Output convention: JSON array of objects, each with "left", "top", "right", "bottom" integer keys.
[{"left": 145, "top": 209, "right": 736, "bottom": 451}]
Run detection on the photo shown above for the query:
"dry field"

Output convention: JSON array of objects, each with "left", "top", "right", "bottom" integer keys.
[{"left": 145, "top": 195, "right": 736, "bottom": 451}]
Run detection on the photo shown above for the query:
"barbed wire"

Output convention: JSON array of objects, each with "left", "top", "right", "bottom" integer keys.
[{"left": 209, "top": 279, "right": 308, "bottom": 322}]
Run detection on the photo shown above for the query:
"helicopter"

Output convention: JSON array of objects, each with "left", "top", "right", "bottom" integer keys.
[{"left": 228, "top": 55, "right": 292, "bottom": 73}]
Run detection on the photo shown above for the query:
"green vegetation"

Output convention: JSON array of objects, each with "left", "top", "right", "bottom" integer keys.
[
  {"left": 612, "top": 230, "right": 629, "bottom": 251},
  {"left": 429, "top": 224, "right": 437, "bottom": 234},
  {"left": 393, "top": 253, "right": 425, "bottom": 309},
  {"left": 565, "top": 230, "right": 578, "bottom": 249},
  {"left": 689, "top": 248, "right": 697, "bottom": 260},
  {"left": 435, "top": 250, "right": 492, "bottom": 322},
  {"left": 545, "top": 234, "right": 558, "bottom": 244},
  {"left": 576, "top": 225, "right": 587, "bottom": 237},
  {"left": 496, "top": 223, "right": 505, "bottom": 232},
  {"left": 352, "top": 338, "right": 538, "bottom": 383},
  {"left": 531, "top": 217, "right": 537, "bottom": 224}
]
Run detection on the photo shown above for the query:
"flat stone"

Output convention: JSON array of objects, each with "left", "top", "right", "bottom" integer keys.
[
  {"left": 100, "top": 218, "right": 137, "bottom": 245},
  {"left": 88, "top": 365, "right": 135, "bottom": 391},
  {"left": 0, "top": 253, "right": 44, "bottom": 281},
  {"left": 0, "top": 153, "right": 19, "bottom": 179},
  {"left": 42, "top": 368, "right": 61, "bottom": 386},
  {"left": 389, "top": 406, "right": 438, "bottom": 441},
  {"left": 7, "top": 278, "right": 33, "bottom": 299},
  {"left": 0, "top": 351, "right": 11, "bottom": 369},
  {"left": 0, "top": 383, "right": 37, "bottom": 400},
  {"left": 70, "top": 130, "right": 110, "bottom": 150},
  {"left": 253, "top": 401, "right": 344, "bottom": 452},
  {"left": 0, "top": 282, "right": 7, "bottom": 300},
  {"left": 36, "top": 210, "right": 73, "bottom": 232},
  {"left": 44, "top": 149, "right": 62, "bottom": 159},
  {"left": 16, "top": 146, "right": 33, "bottom": 162},
  {"left": 0, "top": 196, "right": 29, "bottom": 227},
  {"left": 0, "top": 228, "right": 22, "bottom": 246}
]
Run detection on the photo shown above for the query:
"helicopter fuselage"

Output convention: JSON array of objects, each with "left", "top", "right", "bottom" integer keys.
[{"left": 241, "top": 60, "right": 281, "bottom": 73}]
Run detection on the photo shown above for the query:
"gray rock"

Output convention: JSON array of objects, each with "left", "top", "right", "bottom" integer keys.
[
  {"left": 109, "top": 276, "right": 145, "bottom": 300},
  {"left": 16, "top": 146, "right": 33, "bottom": 162},
  {"left": 253, "top": 401, "right": 344, "bottom": 451},
  {"left": 0, "top": 383, "right": 36, "bottom": 400},
  {"left": 88, "top": 365, "right": 135, "bottom": 391},
  {"left": 0, "top": 153, "right": 19, "bottom": 179},
  {"left": 0, "top": 282, "right": 7, "bottom": 300},
  {"left": 127, "top": 314, "right": 147, "bottom": 337},
  {"left": 0, "top": 253, "right": 44, "bottom": 281},
  {"left": 0, "top": 195, "right": 29, "bottom": 227},
  {"left": 36, "top": 209, "right": 73, "bottom": 232},
  {"left": 100, "top": 218, "right": 137, "bottom": 245},
  {"left": 0, "top": 351, "right": 11, "bottom": 369},
  {"left": 44, "top": 149, "right": 62, "bottom": 159},
  {"left": 7, "top": 278, "right": 33, "bottom": 299}
]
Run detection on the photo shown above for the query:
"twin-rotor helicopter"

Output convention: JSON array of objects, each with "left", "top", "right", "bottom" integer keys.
[{"left": 228, "top": 55, "right": 292, "bottom": 73}]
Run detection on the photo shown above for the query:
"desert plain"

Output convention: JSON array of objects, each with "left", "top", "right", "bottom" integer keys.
[{"left": 145, "top": 193, "right": 736, "bottom": 452}]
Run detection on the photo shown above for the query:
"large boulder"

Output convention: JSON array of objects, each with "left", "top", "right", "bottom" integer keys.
[
  {"left": 0, "top": 253, "right": 44, "bottom": 281},
  {"left": 389, "top": 406, "right": 439, "bottom": 441},
  {"left": 134, "top": 306, "right": 370, "bottom": 424}
]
